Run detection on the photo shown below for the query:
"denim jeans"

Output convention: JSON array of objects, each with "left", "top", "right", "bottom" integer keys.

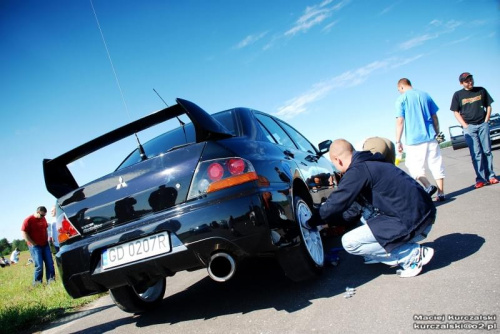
[
  {"left": 341, "top": 223, "right": 433, "bottom": 270},
  {"left": 464, "top": 122, "right": 496, "bottom": 182},
  {"left": 30, "top": 244, "right": 55, "bottom": 284}
]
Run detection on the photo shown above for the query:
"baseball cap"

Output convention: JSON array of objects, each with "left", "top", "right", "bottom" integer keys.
[{"left": 459, "top": 72, "right": 472, "bottom": 83}]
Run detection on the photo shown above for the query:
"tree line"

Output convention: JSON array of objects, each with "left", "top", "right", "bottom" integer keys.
[{"left": 0, "top": 238, "right": 28, "bottom": 256}]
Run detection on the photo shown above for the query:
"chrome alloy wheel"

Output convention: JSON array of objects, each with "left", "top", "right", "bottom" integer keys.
[{"left": 296, "top": 200, "right": 324, "bottom": 266}]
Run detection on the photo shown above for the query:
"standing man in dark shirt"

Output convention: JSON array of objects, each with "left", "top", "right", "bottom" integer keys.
[
  {"left": 21, "top": 206, "right": 56, "bottom": 285},
  {"left": 451, "top": 72, "right": 498, "bottom": 188}
]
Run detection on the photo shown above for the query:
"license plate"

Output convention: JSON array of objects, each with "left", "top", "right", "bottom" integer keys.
[{"left": 102, "top": 231, "right": 170, "bottom": 270}]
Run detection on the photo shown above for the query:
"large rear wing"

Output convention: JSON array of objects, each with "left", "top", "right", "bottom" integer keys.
[{"left": 44, "top": 98, "right": 233, "bottom": 198}]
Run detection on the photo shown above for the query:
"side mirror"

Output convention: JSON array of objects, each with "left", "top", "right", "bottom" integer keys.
[{"left": 318, "top": 140, "right": 332, "bottom": 156}]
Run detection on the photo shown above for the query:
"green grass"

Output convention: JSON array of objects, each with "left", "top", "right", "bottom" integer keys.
[
  {"left": 0, "top": 252, "right": 103, "bottom": 333},
  {"left": 440, "top": 140, "right": 452, "bottom": 149}
]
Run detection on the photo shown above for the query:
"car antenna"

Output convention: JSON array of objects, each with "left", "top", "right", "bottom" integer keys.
[
  {"left": 153, "top": 88, "right": 185, "bottom": 126},
  {"left": 153, "top": 88, "right": 188, "bottom": 143},
  {"left": 90, "top": 0, "right": 147, "bottom": 161}
]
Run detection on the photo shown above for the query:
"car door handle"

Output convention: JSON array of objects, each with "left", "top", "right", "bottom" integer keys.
[
  {"left": 305, "top": 155, "right": 318, "bottom": 163},
  {"left": 283, "top": 150, "right": 294, "bottom": 158}
]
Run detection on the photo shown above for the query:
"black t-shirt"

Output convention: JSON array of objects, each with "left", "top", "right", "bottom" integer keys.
[{"left": 450, "top": 87, "right": 494, "bottom": 125}]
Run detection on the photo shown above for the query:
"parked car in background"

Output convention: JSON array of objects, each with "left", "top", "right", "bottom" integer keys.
[
  {"left": 489, "top": 113, "right": 500, "bottom": 146},
  {"left": 449, "top": 125, "right": 467, "bottom": 150},
  {"left": 44, "top": 98, "right": 337, "bottom": 313},
  {"left": 449, "top": 113, "right": 500, "bottom": 150}
]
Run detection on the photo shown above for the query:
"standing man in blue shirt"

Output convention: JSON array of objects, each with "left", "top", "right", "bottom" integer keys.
[
  {"left": 451, "top": 72, "right": 497, "bottom": 189},
  {"left": 395, "top": 78, "right": 446, "bottom": 202}
]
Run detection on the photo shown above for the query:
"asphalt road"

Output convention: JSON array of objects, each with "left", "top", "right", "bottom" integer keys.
[{"left": 40, "top": 146, "right": 500, "bottom": 334}]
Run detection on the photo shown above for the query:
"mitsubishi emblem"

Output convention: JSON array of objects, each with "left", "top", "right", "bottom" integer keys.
[{"left": 116, "top": 176, "right": 128, "bottom": 189}]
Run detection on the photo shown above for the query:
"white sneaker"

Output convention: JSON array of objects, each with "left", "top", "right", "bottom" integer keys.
[
  {"left": 421, "top": 246, "right": 434, "bottom": 266},
  {"left": 398, "top": 246, "right": 434, "bottom": 278}
]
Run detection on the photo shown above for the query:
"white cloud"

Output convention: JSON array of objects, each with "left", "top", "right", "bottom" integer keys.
[
  {"left": 234, "top": 31, "right": 269, "bottom": 49},
  {"left": 322, "top": 20, "right": 339, "bottom": 33},
  {"left": 274, "top": 82, "right": 333, "bottom": 119},
  {"left": 390, "top": 55, "right": 424, "bottom": 68},
  {"left": 274, "top": 55, "right": 425, "bottom": 119},
  {"left": 398, "top": 20, "right": 463, "bottom": 51},
  {"left": 379, "top": 1, "right": 401, "bottom": 15},
  {"left": 444, "top": 36, "right": 471, "bottom": 46},
  {"left": 235, "top": 0, "right": 349, "bottom": 52},
  {"left": 399, "top": 34, "right": 437, "bottom": 50},
  {"left": 275, "top": 59, "right": 392, "bottom": 119},
  {"left": 285, "top": 0, "right": 348, "bottom": 36}
]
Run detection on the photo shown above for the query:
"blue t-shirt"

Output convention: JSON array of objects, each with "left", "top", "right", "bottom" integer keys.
[{"left": 395, "top": 89, "right": 439, "bottom": 145}]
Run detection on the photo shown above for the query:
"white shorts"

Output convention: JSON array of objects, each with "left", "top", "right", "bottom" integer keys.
[{"left": 405, "top": 140, "right": 445, "bottom": 180}]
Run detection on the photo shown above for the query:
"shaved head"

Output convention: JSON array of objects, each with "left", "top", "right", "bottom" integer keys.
[
  {"left": 330, "top": 139, "right": 354, "bottom": 157},
  {"left": 329, "top": 139, "right": 354, "bottom": 173}
]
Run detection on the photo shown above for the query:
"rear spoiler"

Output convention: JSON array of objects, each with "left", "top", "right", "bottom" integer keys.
[{"left": 44, "top": 98, "right": 233, "bottom": 198}]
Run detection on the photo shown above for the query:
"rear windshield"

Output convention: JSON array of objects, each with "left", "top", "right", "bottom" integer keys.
[{"left": 116, "top": 110, "right": 236, "bottom": 170}]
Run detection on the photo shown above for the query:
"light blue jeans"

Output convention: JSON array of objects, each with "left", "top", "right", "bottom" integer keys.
[
  {"left": 341, "top": 223, "right": 433, "bottom": 270},
  {"left": 464, "top": 122, "right": 496, "bottom": 182},
  {"left": 30, "top": 244, "right": 55, "bottom": 284}
]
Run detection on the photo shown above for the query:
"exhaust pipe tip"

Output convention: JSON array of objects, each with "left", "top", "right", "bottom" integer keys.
[{"left": 207, "top": 252, "right": 236, "bottom": 282}]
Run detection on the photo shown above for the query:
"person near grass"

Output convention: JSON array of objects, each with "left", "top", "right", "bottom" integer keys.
[
  {"left": 10, "top": 248, "right": 20, "bottom": 264},
  {"left": 306, "top": 139, "right": 436, "bottom": 278},
  {"left": 0, "top": 256, "right": 9, "bottom": 267},
  {"left": 21, "top": 206, "right": 56, "bottom": 285},
  {"left": 451, "top": 72, "right": 498, "bottom": 189},
  {"left": 48, "top": 206, "right": 60, "bottom": 253},
  {"left": 395, "top": 78, "right": 446, "bottom": 202}
]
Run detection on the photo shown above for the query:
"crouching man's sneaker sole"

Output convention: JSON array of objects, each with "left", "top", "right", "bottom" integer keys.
[
  {"left": 425, "top": 185, "right": 438, "bottom": 196},
  {"left": 397, "top": 246, "right": 434, "bottom": 278}
]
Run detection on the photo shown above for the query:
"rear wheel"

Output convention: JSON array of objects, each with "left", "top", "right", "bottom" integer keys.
[
  {"left": 279, "top": 196, "right": 324, "bottom": 282},
  {"left": 110, "top": 278, "right": 166, "bottom": 313}
]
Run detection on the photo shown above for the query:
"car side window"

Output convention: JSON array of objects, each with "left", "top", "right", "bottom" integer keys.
[
  {"left": 255, "top": 114, "right": 296, "bottom": 150},
  {"left": 278, "top": 121, "right": 317, "bottom": 154},
  {"left": 256, "top": 121, "right": 277, "bottom": 143}
]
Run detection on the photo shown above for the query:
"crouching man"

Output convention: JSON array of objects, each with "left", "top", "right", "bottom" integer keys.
[{"left": 309, "top": 139, "right": 436, "bottom": 277}]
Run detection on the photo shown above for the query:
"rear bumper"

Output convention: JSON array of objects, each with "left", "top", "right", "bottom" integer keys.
[{"left": 57, "top": 186, "right": 297, "bottom": 298}]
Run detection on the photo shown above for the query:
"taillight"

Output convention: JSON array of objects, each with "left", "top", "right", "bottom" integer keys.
[
  {"left": 227, "top": 158, "right": 245, "bottom": 175},
  {"left": 207, "top": 163, "right": 224, "bottom": 181},
  {"left": 56, "top": 210, "right": 80, "bottom": 244},
  {"left": 187, "top": 157, "right": 258, "bottom": 199}
]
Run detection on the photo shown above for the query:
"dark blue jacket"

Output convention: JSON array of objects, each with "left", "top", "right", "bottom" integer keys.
[{"left": 319, "top": 151, "right": 436, "bottom": 252}]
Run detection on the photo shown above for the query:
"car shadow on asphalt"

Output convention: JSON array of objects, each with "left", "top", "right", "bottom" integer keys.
[
  {"left": 62, "top": 234, "right": 485, "bottom": 333},
  {"left": 421, "top": 232, "right": 485, "bottom": 273},
  {"left": 69, "top": 242, "right": 389, "bottom": 332},
  {"left": 129, "top": 240, "right": 399, "bottom": 328}
]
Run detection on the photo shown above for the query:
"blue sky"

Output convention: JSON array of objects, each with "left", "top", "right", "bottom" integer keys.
[{"left": 1, "top": 0, "right": 499, "bottom": 242}]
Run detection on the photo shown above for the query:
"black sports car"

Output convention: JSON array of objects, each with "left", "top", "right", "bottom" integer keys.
[{"left": 44, "top": 98, "right": 336, "bottom": 313}]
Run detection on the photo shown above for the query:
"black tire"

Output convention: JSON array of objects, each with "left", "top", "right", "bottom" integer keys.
[
  {"left": 278, "top": 196, "right": 324, "bottom": 282},
  {"left": 110, "top": 278, "right": 166, "bottom": 313}
]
